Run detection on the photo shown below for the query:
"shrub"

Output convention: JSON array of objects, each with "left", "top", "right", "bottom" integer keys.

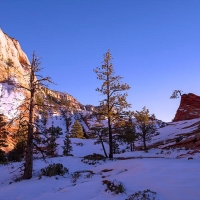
[
  {"left": 192, "top": 138, "right": 197, "bottom": 143},
  {"left": 125, "top": 189, "right": 158, "bottom": 200},
  {"left": 81, "top": 153, "right": 106, "bottom": 165},
  {"left": 71, "top": 170, "right": 94, "bottom": 183},
  {"left": 185, "top": 146, "right": 189, "bottom": 150},
  {"left": 176, "top": 136, "right": 183, "bottom": 143},
  {"left": 41, "top": 163, "right": 68, "bottom": 177},
  {"left": 102, "top": 179, "right": 126, "bottom": 194},
  {"left": 71, "top": 171, "right": 81, "bottom": 183},
  {"left": 6, "top": 58, "right": 14, "bottom": 66},
  {"left": 75, "top": 142, "right": 83, "bottom": 146}
]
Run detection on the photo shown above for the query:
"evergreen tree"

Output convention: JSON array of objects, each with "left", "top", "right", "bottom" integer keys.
[
  {"left": 0, "top": 114, "right": 8, "bottom": 149},
  {"left": 94, "top": 50, "right": 131, "bottom": 158},
  {"left": 112, "top": 138, "right": 120, "bottom": 154},
  {"left": 45, "top": 126, "right": 62, "bottom": 157},
  {"left": 134, "top": 107, "right": 156, "bottom": 151},
  {"left": 62, "top": 135, "right": 73, "bottom": 156},
  {"left": 70, "top": 120, "right": 84, "bottom": 138},
  {"left": 0, "top": 114, "right": 8, "bottom": 162},
  {"left": 121, "top": 118, "right": 137, "bottom": 151}
]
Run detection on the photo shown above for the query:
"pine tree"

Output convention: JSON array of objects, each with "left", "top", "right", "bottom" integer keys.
[
  {"left": 70, "top": 120, "right": 84, "bottom": 138},
  {"left": 134, "top": 107, "right": 156, "bottom": 151},
  {"left": 94, "top": 50, "right": 131, "bottom": 158},
  {"left": 0, "top": 114, "right": 8, "bottom": 162},
  {"left": 121, "top": 118, "right": 136, "bottom": 151},
  {"left": 0, "top": 114, "right": 8, "bottom": 149},
  {"left": 62, "top": 135, "right": 73, "bottom": 156},
  {"left": 45, "top": 126, "right": 62, "bottom": 157},
  {"left": 112, "top": 138, "right": 120, "bottom": 154}
]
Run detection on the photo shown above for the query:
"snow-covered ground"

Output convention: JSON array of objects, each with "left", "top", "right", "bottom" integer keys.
[
  {"left": 1, "top": 93, "right": 200, "bottom": 199},
  {"left": 0, "top": 82, "right": 24, "bottom": 119},
  {"left": 0, "top": 138, "right": 200, "bottom": 200},
  {"left": 137, "top": 118, "right": 200, "bottom": 148}
]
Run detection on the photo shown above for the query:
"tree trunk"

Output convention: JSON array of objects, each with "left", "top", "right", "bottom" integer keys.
[
  {"left": 130, "top": 143, "right": 133, "bottom": 151},
  {"left": 23, "top": 123, "right": 34, "bottom": 179},
  {"left": 23, "top": 67, "right": 35, "bottom": 179},
  {"left": 99, "top": 136, "right": 108, "bottom": 158},
  {"left": 143, "top": 134, "right": 147, "bottom": 151},
  {"left": 108, "top": 117, "right": 113, "bottom": 158}
]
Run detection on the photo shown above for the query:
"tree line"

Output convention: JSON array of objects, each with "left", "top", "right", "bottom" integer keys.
[{"left": 0, "top": 50, "right": 157, "bottom": 179}]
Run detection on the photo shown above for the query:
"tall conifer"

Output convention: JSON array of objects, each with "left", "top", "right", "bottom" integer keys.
[{"left": 94, "top": 50, "right": 131, "bottom": 158}]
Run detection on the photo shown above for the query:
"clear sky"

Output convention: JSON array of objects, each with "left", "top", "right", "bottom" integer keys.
[{"left": 1, "top": 0, "right": 200, "bottom": 122}]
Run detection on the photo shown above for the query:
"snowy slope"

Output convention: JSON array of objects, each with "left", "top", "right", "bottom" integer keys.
[
  {"left": 135, "top": 118, "right": 200, "bottom": 149},
  {"left": 0, "top": 138, "right": 200, "bottom": 200},
  {"left": 0, "top": 82, "right": 25, "bottom": 119}
]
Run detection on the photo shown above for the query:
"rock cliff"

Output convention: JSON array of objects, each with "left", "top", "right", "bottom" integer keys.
[
  {"left": 0, "top": 29, "right": 85, "bottom": 119},
  {"left": 173, "top": 93, "right": 200, "bottom": 122}
]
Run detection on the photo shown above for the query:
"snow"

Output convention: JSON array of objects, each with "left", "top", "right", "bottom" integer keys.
[
  {"left": 1, "top": 84, "right": 200, "bottom": 199},
  {"left": 143, "top": 118, "right": 200, "bottom": 148},
  {"left": 0, "top": 138, "right": 200, "bottom": 200},
  {"left": 0, "top": 83, "right": 25, "bottom": 119}
]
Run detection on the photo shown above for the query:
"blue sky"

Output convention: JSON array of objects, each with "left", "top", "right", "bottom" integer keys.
[{"left": 1, "top": 0, "right": 200, "bottom": 122}]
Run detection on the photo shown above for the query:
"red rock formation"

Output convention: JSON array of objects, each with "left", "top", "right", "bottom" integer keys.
[{"left": 173, "top": 93, "right": 200, "bottom": 121}]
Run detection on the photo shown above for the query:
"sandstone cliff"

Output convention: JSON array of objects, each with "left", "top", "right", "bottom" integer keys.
[
  {"left": 0, "top": 29, "right": 85, "bottom": 119},
  {"left": 173, "top": 93, "right": 200, "bottom": 122}
]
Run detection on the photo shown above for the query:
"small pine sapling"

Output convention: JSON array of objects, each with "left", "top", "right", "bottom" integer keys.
[
  {"left": 70, "top": 120, "right": 84, "bottom": 138},
  {"left": 45, "top": 126, "right": 63, "bottom": 157},
  {"left": 62, "top": 135, "right": 73, "bottom": 156}
]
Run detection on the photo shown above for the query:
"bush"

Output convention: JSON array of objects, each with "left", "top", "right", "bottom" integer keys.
[
  {"left": 71, "top": 170, "right": 94, "bottom": 183},
  {"left": 192, "top": 138, "right": 197, "bottom": 143},
  {"left": 75, "top": 142, "right": 83, "bottom": 146},
  {"left": 6, "top": 58, "right": 14, "bottom": 66},
  {"left": 81, "top": 153, "right": 106, "bottom": 165},
  {"left": 176, "top": 136, "right": 183, "bottom": 143},
  {"left": 125, "top": 189, "right": 158, "bottom": 200},
  {"left": 41, "top": 163, "right": 69, "bottom": 177},
  {"left": 102, "top": 179, "right": 126, "bottom": 194}
]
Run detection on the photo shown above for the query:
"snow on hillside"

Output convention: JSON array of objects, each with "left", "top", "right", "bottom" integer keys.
[
  {"left": 0, "top": 138, "right": 200, "bottom": 200},
  {"left": 144, "top": 118, "right": 200, "bottom": 148},
  {"left": 1, "top": 112, "right": 200, "bottom": 200},
  {"left": 43, "top": 111, "right": 200, "bottom": 152},
  {"left": 0, "top": 82, "right": 24, "bottom": 119}
]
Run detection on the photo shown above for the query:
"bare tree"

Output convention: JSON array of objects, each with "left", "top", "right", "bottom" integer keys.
[{"left": 15, "top": 52, "right": 52, "bottom": 179}]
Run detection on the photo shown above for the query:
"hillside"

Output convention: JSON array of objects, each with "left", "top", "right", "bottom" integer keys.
[{"left": 0, "top": 136, "right": 200, "bottom": 200}]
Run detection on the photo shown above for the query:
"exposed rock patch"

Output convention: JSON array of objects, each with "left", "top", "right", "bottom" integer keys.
[{"left": 173, "top": 93, "right": 200, "bottom": 122}]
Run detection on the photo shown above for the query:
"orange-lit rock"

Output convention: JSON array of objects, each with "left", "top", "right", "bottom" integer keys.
[{"left": 173, "top": 93, "right": 200, "bottom": 122}]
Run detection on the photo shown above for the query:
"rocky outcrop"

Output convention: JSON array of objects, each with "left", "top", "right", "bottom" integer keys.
[
  {"left": 0, "top": 29, "right": 30, "bottom": 84},
  {"left": 173, "top": 93, "right": 200, "bottom": 122},
  {"left": 0, "top": 29, "right": 88, "bottom": 119}
]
